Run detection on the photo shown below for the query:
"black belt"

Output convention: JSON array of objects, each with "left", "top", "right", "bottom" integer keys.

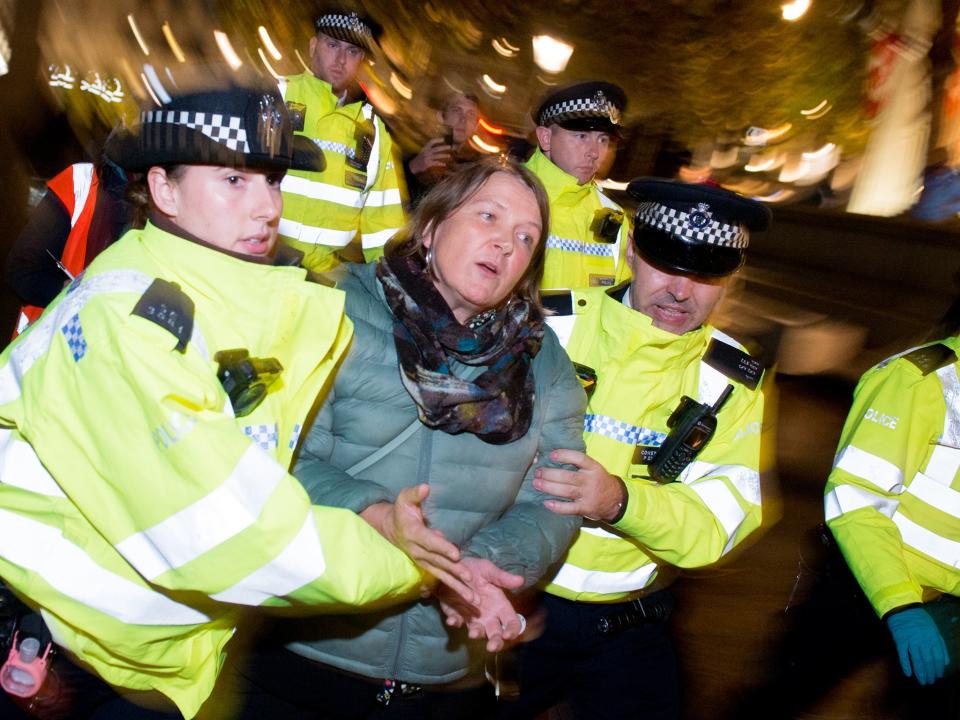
[
  {"left": 375, "top": 679, "right": 423, "bottom": 706},
  {"left": 596, "top": 589, "right": 674, "bottom": 637}
]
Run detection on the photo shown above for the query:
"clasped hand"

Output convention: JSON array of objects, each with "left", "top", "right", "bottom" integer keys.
[
  {"left": 533, "top": 449, "right": 627, "bottom": 522},
  {"left": 361, "top": 485, "right": 525, "bottom": 651}
]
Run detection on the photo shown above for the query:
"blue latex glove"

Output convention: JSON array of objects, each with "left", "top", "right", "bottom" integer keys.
[{"left": 886, "top": 607, "right": 950, "bottom": 685}]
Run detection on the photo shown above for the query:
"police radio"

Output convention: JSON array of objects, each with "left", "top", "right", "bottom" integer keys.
[
  {"left": 591, "top": 209, "right": 624, "bottom": 244},
  {"left": 648, "top": 384, "right": 734, "bottom": 483}
]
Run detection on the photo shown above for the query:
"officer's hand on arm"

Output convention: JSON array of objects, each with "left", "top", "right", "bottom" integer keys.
[
  {"left": 533, "top": 449, "right": 628, "bottom": 523},
  {"left": 361, "top": 484, "right": 475, "bottom": 604},
  {"left": 408, "top": 138, "right": 453, "bottom": 176},
  {"left": 435, "top": 557, "right": 525, "bottom": 652},
  {"left": 886, "top": 606, "right": 950, "bottom": 685}
]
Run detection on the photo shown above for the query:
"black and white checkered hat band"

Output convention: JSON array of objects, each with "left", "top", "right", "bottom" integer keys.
[
  {"left": 636, "top": 201, "right": 748, "bottom": 249},
  {"left": 539, "top": 97, "right": 617, "bottom": 127},
  {"left": 316, "top": 13, "right": 372, "bottom": 40},
  {"left": 142, "top": 110, "right": 250, "bottom": 153}
]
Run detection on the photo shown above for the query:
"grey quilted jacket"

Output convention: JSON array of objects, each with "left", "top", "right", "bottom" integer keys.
[{"left": 288, "top": 261, "right": 585, "bottom": 685}]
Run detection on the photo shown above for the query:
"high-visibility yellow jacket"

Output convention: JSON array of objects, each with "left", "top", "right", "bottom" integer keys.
[
  {"left": 542, "top": 286, "right": 765, "bottom": 603},
  {"left": 0, "top": 222, "right": 421, "bottom": 717},
  {"left": 825, "top": 336, "right": 960, "bottom": 618},
  {"left": 525, "top": 148, "right": 631, "bottom": 291},
  {"left": 278, "top": 73, "right": 407, "bottom": 273}
]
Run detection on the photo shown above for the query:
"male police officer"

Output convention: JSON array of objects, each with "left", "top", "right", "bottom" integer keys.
[
  {"left": 499, "top": 179, "right": 770, "bottom": 719},
  {"left": 825, "top": 334, "right": 960, "bottom": 704},
  {"left": 278, "top": 7, "right": 406, "bottom": 272},
  {"left": 526, "top": 81, "right": 631, "bottom": 290}
]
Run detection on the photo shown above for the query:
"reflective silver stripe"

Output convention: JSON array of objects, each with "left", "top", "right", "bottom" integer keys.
[
  {"left": 363, "top": 107, "right": 381, "bottom": 193},
  {"left": 70, "top": 163, "right": 96, "bottom": 227},
  {"left": 924, "top": 445, "right": 960, "bottom": 487},
  {"left": 211, "top": 512, "right": 326, "bottom": 605},
  {"left": 595, "top": 188, "right": 624, "bottom": 271},
  {"left": 701, "top": 329, "right": 745, "bottom": 405},
  {"left": 0, "top": 270, "right": 155, "bottom": 404},
  {"left": 281, "top": 175, "right": 365, "bottom": 208},
  {"left": 834, "top": 445, "right": 904, "bottom": 492},
  {"left": 0, "top": 509, "right": 209, "bottom": 625},
  {"left": 550, "top": 560, "right": 658, "bottom": 595},
  {"left": 680, "top": 460, "right": 761, "bottom": 506},
  {"left": 824, "top": 483, "right": 899, "bottom": 521},
  {"left": 0, "top": 429, "right": 66, "bottom": 498},
  {"left": 365, "top": 188, "right": 403, "bottom": 208},
  {"left": 937, "top": 363, "right": 960, "bottom": 448},
  {"left": 690, "top": 478, "right": 747, "bottom": 555},
  {"left": 278, "top": 218, "right": 354, "bottom": 248},
  {"left": 907, "top": 471, "right": 960, "bottom": 518},
  {"left": 544, "top": 236, "right": 616, "bottom": 257},
  {"left": 361, "top": 227, "right": 397, "bottom": 250},
  {"left": 545, "top": 313, "right": 576, "bottom": 349},
  {"left": 893, "top": 511, "right": 960, "bottom": 568},
  {"left": 115, "top": 444, "right": 286, "bottom": 581}
]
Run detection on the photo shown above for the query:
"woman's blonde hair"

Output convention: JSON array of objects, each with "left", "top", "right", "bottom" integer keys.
[{"left": 387, "top": 156, "right": 550, "bottom": 312}]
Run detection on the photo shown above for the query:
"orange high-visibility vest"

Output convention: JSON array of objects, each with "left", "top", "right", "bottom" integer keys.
[{"left": 15, "top": 163, "right": 99, "bottom": 335}]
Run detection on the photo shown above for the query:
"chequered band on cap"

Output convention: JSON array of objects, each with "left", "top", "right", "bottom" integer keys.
[
  {"left": 539, "top": 90, "right": 621, "bottom": 127},
  {"left": 141, "top": 110, "right": 250, "bottom": 153},
  {"left": 316, "top": 12, "right": 372, "bottom": 39},
  {"left": 635, "top": 200, "right": 748, "bottom": 249}
]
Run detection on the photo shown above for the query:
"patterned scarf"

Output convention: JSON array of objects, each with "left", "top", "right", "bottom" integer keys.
[{"left": 376, "top": 254, "right": 544, "bottom": 445}]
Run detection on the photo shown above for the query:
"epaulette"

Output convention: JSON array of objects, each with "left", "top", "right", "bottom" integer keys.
[
  {"left": 131, "top": 279, "right": 195, "bottom": 353},
  {"left": 703, "top": 337, "right": 762, "bottom": 391},
  {"left": 901, "top": 343, "right": 957, "bottom": 376},
  {"left": 541, "top": 290, "right": 574, "bottom": 316}
]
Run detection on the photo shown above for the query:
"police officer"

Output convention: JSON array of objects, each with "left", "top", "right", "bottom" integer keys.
[
  {"left": 825, "top": 333, "right": 960, "bottom": 708},
  {"left": 497, "top": 179, "right": 771, "bottom": 719},
  {"left": 526, "top": 81, "right": 631, "bottom": 290},
  {"left": 278, "top": 7, "right": 407, "bottom": 272},
  {"left": 0, "top": 75, "right": 422, "bottom": 719}
]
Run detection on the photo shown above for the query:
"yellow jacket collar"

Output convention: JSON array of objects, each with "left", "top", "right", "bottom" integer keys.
[
  {"left": 526, "top": 147, "right": 594, "bottom": 202},
  {"left": 585, "top": 284, "right": 710, "bottom": 360}
]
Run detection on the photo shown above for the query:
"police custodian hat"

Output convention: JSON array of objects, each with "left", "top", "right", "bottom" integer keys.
[
  {"left": 628, "top": 179, "right": 772, "bottom": 278},
  {"left": 534, "top": 81, "right": 626, "bottom": 135},
  {"left": 106, "top": 70, "right": 323, "bottom": 174},
  {"left": 313, "top": 7, "right": 381, "bottom": 53}
]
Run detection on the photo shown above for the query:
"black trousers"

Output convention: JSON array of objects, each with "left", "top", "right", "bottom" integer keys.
[
  {"left": 223, "top": 644, "right": 497, "bottom": 720},
  {"left": 495, "top": 591, "right": 679, "bottom": 720}
]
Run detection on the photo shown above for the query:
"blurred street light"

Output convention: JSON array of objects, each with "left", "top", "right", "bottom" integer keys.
[
  {"left": 258, "top": 26, "right": 282, "bottom": 61},
  {"left": 782, "top": 0, "right": 811, "bottom": 22},
  {"left": 532, "top": 35, "right": 573, "bottom": 73}
]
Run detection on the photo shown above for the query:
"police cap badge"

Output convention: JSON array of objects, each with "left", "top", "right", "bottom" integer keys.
[
  {"left": 534, "top": 81, "right": 627, "bottom": 135},
  {"left": 105, "top": 67, "right": 324, "bottom": 173}
]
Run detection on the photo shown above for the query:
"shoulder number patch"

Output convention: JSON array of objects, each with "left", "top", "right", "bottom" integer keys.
[
  {"left": 131, "top": 278, "right": 195, "bottom": 353},
  {"left": 902, "top": 343, "right": 957, "bottom": 376},
  {"left": 703, "top": 338, "right": 762, "bottom": 391}
]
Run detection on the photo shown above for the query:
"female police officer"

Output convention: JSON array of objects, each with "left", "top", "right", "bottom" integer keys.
[{"left": 0, "top": 72, "right": 422, "bottom": 718}]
